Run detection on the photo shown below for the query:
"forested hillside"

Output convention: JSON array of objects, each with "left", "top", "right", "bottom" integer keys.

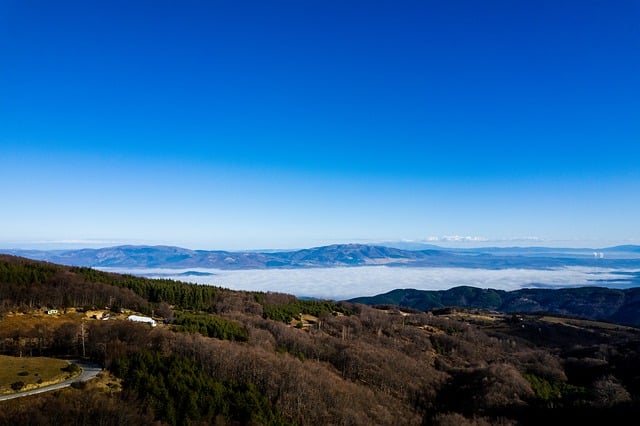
[
  {"left": 351, "top": 285, "right": 640, "bottom": 326},
  {"left": 1, "top": 255, "right": 640, "bottom": 425}
]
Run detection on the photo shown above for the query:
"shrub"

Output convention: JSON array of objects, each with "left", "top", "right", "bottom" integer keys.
[
  {"left": 62, "top": 363, "right": 81, "bottom": 374},
  {"left": 71, "top": 381, "right": 87, "bottom": 390},
  {"left": 11, "top": 381, "right": 25, "bottom": 391}
]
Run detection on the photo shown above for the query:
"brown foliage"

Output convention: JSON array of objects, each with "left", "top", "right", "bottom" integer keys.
[
  {"left": 165, "top": 331, "right": 421, "bottom": 425},
  {"left": 592, "top": 375, "right": 632, "bottom": 407},
  {"left": 0, "top": 387, "right": 154, "bottom": 425}
]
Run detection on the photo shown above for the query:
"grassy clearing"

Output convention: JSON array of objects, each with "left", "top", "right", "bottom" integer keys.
[
  {"left": 288, "top": 313, "right": 319, "bottom": 329},
  {"left": 85, "top": 370, "right": 122, "bottom": 395},
  {"left": 450, "top": 312, "right": 501, "bottom": 323},
  {"left": 0, "top": 355, "right": 74, "bottom": 395},
  {"left": 0, "top": 312, "right": 81, "bottom": 336},
  {"left": 539, "top": 315, "right": 635, "bottom": 330}
]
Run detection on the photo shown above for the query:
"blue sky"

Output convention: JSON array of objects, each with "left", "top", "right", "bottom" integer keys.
[{"left": 1, "top": 0, "right": 639, "bottom": 250}]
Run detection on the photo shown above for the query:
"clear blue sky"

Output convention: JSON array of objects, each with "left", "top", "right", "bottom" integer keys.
[{"left": 1, "top": 0, "right": 639, "bottom": 250}]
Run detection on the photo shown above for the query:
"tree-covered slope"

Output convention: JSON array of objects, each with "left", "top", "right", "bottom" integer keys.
[{"left": 350, "top": 285, "right": 640, "bottom": 326}]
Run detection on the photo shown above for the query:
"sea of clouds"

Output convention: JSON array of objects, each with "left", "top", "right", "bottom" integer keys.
[{"left": 98, "top": 266, "right": 640, "bottom": 300}]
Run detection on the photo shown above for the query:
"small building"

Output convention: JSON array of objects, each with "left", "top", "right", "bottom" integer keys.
[
  {"left": 46, "top": 309, "right": 58, "bottom": 315},
  {"left": 127, "top": 315, "right": 156, "bottom": 327}
]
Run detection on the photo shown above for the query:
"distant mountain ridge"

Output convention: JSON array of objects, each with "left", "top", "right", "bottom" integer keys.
[
  {"left": 1, "top": 244, "right": 425, "bottom": 269},
  {"left": 349, "top": 285, "right": 640, "bottom": 326},
  {"left": 2, "top": 243, "right": 640, "bottom": 270}
]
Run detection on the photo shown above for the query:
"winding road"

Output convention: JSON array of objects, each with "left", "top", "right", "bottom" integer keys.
[{"left": 0, "top": 360, "right": 103, "bottom": 402}]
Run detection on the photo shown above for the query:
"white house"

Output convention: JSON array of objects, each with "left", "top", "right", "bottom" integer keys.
[{"left": 127, "top": 315, "right": 157, "bottom": 327}]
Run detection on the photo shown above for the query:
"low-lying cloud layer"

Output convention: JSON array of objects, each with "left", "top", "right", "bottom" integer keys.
[{"left": 100, "top": 266, "right": 640, "bottom": 300}]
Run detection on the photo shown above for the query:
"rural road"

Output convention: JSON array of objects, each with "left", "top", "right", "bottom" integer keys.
[{"left": 0, "top": 360, "right": 103, "bottom": 402}]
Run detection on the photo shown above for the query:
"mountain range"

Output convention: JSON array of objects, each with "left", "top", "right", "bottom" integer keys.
[{"left": 2, "top": 243, "right": 640, "bottom": 270}]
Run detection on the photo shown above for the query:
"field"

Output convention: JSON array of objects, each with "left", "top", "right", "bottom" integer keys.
[
  {"left": 0, "top": 355, "right": 74, "bottom": 395},
  {"left": 539, "top": 315, "right": 636, "bottom": 330},
  {"left": 0, "top": 311, "right": 82, "bottom": 336}
]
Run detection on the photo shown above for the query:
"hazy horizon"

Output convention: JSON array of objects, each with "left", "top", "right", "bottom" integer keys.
[{"left": 2, "top": 237, "right": 640, "bottom": 252}]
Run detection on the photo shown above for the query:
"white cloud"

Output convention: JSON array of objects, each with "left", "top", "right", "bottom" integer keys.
[
  {"left": 99, "top": 266, "right": 639, "bottom": 301},
  {"left": 425, "top": 235, "right": 490, "bottom": 243},
  {"left": 424, "top": 235, "right": 544, "bottom": 243}
]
